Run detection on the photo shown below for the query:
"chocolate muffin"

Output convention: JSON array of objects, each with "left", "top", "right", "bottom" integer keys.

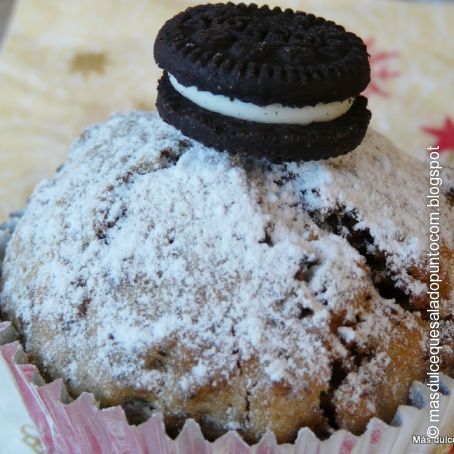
[{"left": 1, "top": 112, "right": 453, "bottom": 443}]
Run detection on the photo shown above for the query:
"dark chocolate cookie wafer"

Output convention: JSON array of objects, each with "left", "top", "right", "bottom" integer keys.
[
  {"left": 154, "top": 3, "right": 372, "bottom": 162},
  {"left": 154, "top": 3, "right": 370, "bottom": 106},
  {"left": 157, "top": 73, "right": 371, "bottom": 163}
]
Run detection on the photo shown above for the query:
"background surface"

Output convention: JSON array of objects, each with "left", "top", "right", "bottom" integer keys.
[{"left": 0, "top": 0, "right": 453, "bottom": 222}]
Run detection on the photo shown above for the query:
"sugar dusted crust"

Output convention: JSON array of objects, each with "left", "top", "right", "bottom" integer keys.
[{"left": 0, "top": 112, "right": 453, "bottom": 443}]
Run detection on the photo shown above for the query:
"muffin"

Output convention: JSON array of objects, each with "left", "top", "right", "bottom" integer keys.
[
  {"left": 0, "top": 111, "right": 453, "bottom": 443},
  {"left": 1, "top": 2, "right": 453, "bottom": 446}
]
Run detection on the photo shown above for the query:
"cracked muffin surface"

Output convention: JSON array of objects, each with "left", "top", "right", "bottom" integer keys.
[{"left": 0, "top": 112, "right": 453, "bottom": 443}]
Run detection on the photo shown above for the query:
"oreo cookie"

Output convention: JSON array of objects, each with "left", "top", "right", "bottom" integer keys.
[{"left": 154, "top": 3, "right": 371, "bottom": 162}]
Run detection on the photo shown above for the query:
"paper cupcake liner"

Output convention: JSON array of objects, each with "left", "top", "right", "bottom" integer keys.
[
  {"left": 1, "top": 217, "right": 453, "bottom": 453},
  {"left": 0, "top": 322, "right": 453, "bottom": 454}
]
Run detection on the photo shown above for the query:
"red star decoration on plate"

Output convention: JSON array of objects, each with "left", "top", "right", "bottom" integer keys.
[
  {"left": 422, "top": 117, "right": 454, "bottom": 154},
  {"left": 363, "top": 37, "right": 400, "bottom": 98}
]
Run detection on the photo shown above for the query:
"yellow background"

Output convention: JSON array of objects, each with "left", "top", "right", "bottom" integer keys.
[{"left": 0, "top": 0, "right": 453, "bottom": 221}]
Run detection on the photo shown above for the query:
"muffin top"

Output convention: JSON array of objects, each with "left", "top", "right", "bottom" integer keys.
[{"left": 1, "top": 112, "right": 453, "bottom": 441}]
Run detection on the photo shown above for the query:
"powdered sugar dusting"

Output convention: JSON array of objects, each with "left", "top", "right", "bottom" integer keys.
[{"left": 0, "top": 112, "right": 450, "bottom": 436}]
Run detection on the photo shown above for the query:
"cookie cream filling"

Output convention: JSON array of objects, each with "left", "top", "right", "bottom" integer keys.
[{"left": 169, "top": 73, "right": 354, "bottom": 125}]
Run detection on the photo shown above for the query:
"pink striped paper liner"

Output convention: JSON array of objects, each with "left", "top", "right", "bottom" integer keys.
[{"left": 1, "top": 322, "right": 453, "bottom": 454}]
